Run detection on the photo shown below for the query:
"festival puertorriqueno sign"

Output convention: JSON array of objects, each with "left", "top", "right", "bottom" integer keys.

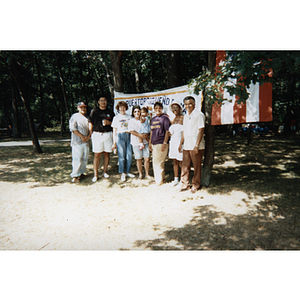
[{"left": 113, "top": 84, "right": 203, "bottom": 119}]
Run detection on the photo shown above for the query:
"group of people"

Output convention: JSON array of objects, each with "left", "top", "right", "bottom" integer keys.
[{"left": 69, "top": 95, "right": 205, "bottom": 193}]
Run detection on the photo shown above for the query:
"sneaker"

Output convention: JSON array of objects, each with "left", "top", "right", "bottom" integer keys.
[
  {"left": 72, "top": 177, "right": 80, "bottom": 183},
  {"left": 126, "top": 173, "right": 135, "bottom": 178},
  {"left": 121, "top": 173, "right": 126, "bottom": 181},
  {"left": 92, "top": 176, "right": 98, "bottom": 183},
  {"left": 169, "top": 179, "right": 179, "bottom": 186},
  {"left": 103, "top": 173, "right": 110, "bottom": 178}
]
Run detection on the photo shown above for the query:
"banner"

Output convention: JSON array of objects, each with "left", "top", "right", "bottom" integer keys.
[
  {"left": 114, "top": 85, "right": 203, "bottom": 119},
  {"left": 114, "top": 51, "right": 272, "bottom": 125},
  {"left": 211, "top": 50, "right": 273, "bottom": 125}
]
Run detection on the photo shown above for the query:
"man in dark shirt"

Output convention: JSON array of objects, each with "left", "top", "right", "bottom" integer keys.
[{"left": 88, "top": 96, "right": 115, "bottom": 182}]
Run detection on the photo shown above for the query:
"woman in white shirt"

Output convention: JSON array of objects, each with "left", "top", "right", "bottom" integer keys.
[{"left": 112, "top": 101, "right": 135, "bottom": 181}]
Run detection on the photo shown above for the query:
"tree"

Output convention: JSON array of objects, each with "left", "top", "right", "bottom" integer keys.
[
  {"left": 190, "top": 51, "right": 274, "bottom": 186},
  {"left": 201, "top": 51, "right": 216, "bottom": 187},
  {"left": 8, "top": 56, "right": 43, "bottom": 153},
  {"left": 109, "top": 51, "right": 124, "bottom": 93},
  {"left": 166, "top": 51, "right": 182, "bottom": 88}
]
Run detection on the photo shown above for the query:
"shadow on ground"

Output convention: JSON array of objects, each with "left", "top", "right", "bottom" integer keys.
[
  {"left": 135, "top": 134, "right": 300, "bottom": 250},
  {"left": 0, "top": 140, "right": 152, "bottom": 187},
  {"left": 1, "top": 134, "right": 300, "bottom": 250}
]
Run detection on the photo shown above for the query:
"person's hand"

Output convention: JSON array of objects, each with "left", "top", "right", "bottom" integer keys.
[
  {"left": 161, "top": 143, "right": 167, "bottom": 152},
  {"left": 192, "top": 146, "right": 199, "bottom": 155},
  {"left": 81, "top": 135, "right": 89, "bottom": 142},
  {"left": 149, "top": 144, "right": 153, "bottom": 151},
  {"left": 178, "top": 144, "right": 182, "bottom": 153},
  {"left": 112, "top": 143, "right": 117, "bottom": 151}
]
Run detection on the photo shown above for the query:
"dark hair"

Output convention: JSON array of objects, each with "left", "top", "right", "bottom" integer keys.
[
  {"left": 154, "top": 101, "right": 163, "bottom": 109},
  {"left": 131, "top": 105, "right": 141, "bottom": 117},
  {"left": 116, "top": 101, "right": 128, "bottom": 111},
  {"left": 141, "top": 107, "right": 148, "bottom": 113},
  {"left": 183, "top": 96, "right": 195, "bottom": 103}
]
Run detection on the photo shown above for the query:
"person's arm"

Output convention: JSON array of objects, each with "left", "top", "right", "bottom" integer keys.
[
  {"left": 149, "top": 130, "right": 153, "bottom": 151},
  {"left": 161, "top": 130, "right": 170, "bottom": 152},
  {"left": 129, "top": 129, "right": 148, "bottom": 140},
  {"left": 88, "top": 122, "right": 93, "bottom": 134},
  {"left": 112, "top": 127, "right": 117, "bottom": 150},
  {"left": 178, "top": 131, "right": 184, "bottom": 153},
  {"left": 161, "top": 117, "right": 171, "bottom": 152},
  {"left": 193, "top": 127, "right": 204, "bottom": 154},
  {"left": 72, "top": 130, "right": 90, "bottom": 142}
]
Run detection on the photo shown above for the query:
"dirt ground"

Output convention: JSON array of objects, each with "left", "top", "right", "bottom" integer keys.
[{"left": 0, "top": 133, "right": 300, "bottom": 250}]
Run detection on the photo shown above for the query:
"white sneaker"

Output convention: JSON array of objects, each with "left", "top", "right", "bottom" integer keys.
[
  {"left": 121, "top": 173, "right": 126, "bottom": 181},
  {"left": 126, "top": 173, "right": 135, "bottom": 178},
  {"left": 92, "top": 176, "right": 98, "bottom": 183},
  {"left": 103, "top": 173, "right": 109, "bottom": 178},
  {"left": 169, "top": 179, "right": 179, "bottom": 186}
]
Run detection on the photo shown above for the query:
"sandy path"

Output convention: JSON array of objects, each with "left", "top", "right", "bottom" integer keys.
[{"left": 0, "top": 176, "right": 262, "bottom": 250}]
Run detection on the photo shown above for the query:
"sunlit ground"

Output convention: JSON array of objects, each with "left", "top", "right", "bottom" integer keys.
[{"left": 0, "top": 133, "right": 299, "bottom": 250}]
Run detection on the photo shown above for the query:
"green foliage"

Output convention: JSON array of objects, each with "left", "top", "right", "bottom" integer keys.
[
  {"left": 1, "top": 50, "right": 300, "bottom": 133},
  {"left": 190, "top": 51, "right": 274, "bottom": 108}
]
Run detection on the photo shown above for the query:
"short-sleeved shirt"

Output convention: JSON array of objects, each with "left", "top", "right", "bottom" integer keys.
[
  {"left": 183, "top": 109, "right": 205, "bottom": 150},
  {"left": 69, "top": 112, "right": 89, "bottom": 147},
  {"left": 128, "top": 118, "right": 149, "bottom": 147},
  {"left": 88, "top": 107, "right": 115, "bottom": 132},
  {"left": 111, "top": 113, "right": 132, "bottom": 133},
  {"left": 150, "top": 114, "right": 171, "bottom": 145},
  {"left": 139, "top": 118, "right": 151, "bottom": 134}
]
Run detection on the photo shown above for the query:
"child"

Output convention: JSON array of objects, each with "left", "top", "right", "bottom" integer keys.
[{"left": 138, "top": 107, "right": 151, "bottom": 150}]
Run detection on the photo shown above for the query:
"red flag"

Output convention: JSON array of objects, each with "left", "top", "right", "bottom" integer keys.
[{"left": 211, "top": 51, "right": 272, "bottom": 125}]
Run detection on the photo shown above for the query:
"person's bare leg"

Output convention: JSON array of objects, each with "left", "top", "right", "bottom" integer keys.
[
  {"left": 93, "top": 152, "right": 102, "bottom": 178},
  {"left": 136, "top": 159, "right": 143, "bottom": 178},
  {"left": 144, "top": 157, "right": 150, "bottom": 177},
  {"left": 103, "top": 152, "right": 110, "bottom": 174},
  {"left": 173, "top": 159, "right": 179, "bottom": 178}
]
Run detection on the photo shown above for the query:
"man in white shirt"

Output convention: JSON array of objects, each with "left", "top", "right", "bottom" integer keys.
[
  {"left": 178, "top": 96, "right": 205, "bottom": 193},
  {"left": 69, "top": 102, "right": 91, "bottom": 183}
]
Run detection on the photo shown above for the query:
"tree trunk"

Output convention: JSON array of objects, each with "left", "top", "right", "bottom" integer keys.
[
  {"left": 166, "top": 51, "right": 182, "bottom": 88},
  {"left": 8, "top": 59, "right": 43, "bottom": 153},
  {"left": 201, "top": 51, "right": 216, "bottom": 187},
  {"left": 34, "top": 54, "right": 45, "bottom": 133},
  {"left": 109, "top": 51, "right": 124, "bottom": 93},
  {"left": 101, "top": 59, "right": 114, "bottom": 100},
  {"left": 91, "top": 66, "right": 103, "bottom": 95},
  {"left": 9, "top": 79, "right": 21, "bottom": 138},
  {"left": 54, "top": 52, "right": 71, "bottom": 120}
]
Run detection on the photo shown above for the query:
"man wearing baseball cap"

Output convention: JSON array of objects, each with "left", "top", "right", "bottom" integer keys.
[{"left": 69, "top": 101, "right": 91, "bottom": 183}]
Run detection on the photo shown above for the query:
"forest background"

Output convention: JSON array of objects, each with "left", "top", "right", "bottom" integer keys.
[{"left": 1, "top": 50, "right": 299, "bottom": 137}]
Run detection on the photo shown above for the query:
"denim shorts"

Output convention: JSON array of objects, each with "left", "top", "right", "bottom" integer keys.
[{"left": 132, "top": 143, "right": 149, "bottom": 159}]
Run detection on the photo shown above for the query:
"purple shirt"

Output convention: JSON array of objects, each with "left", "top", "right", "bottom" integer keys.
[{"left": 150, "top": 114, "right": 171, "bottom": 145}]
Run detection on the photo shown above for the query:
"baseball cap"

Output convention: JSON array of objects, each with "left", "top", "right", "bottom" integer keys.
[{"left": 77, "top": 102, "right": 87, "bottom": 108}]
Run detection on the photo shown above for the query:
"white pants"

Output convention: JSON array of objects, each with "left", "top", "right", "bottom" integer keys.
[{"left": 70, "top": 143, "right": 89, "bottom": 178}]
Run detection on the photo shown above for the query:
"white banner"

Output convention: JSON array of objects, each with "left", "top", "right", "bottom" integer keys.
[{"left": 114, "top": 84, "right": 203, "bottom": 119}]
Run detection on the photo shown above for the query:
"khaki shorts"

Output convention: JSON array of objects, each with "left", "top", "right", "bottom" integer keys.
[{"left": 91, "top": 131, "right": 113, "bottom": 153}]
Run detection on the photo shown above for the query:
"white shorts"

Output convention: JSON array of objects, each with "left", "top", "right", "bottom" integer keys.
[{"left": 92, "top": 131, "right": 113, "bottom": 153}]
